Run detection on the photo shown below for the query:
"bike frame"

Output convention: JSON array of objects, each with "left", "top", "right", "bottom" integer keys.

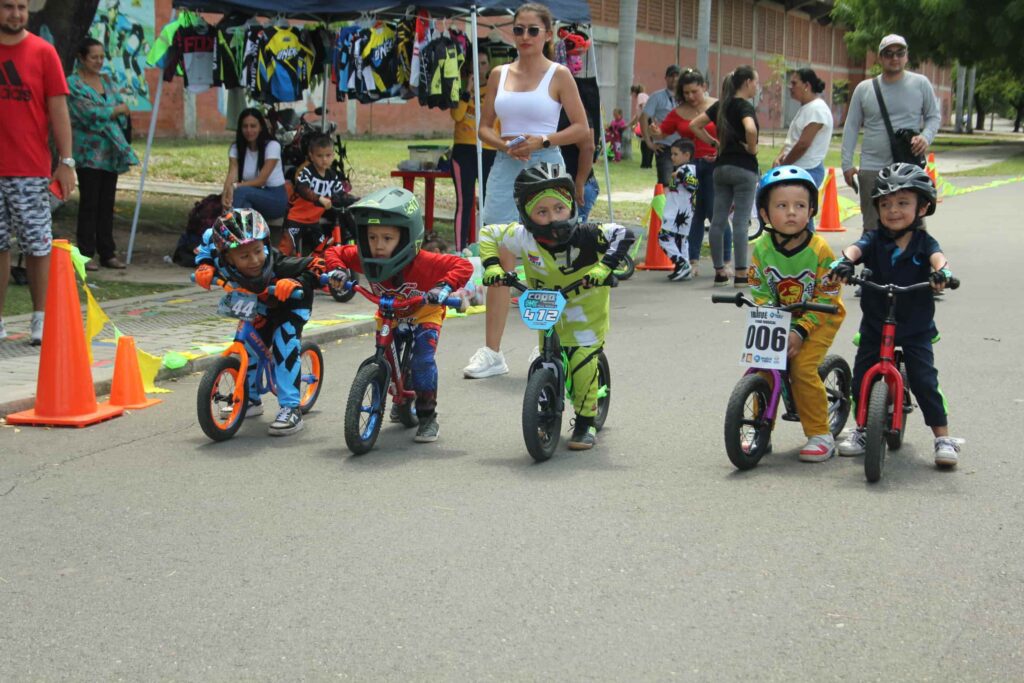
[
  {"left": 220, "top": 319, "right": 277, "bottom": 409},
  {"left": 854, "top": 308, "right": 905, "bottom": 432},
  {"left": 740, "top": 366, "right": 797, "bottom": 424}
]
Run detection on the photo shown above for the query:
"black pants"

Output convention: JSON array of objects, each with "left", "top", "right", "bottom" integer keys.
[
  {"left": 640, "top": 139, "right": 654, "bottom": 168},
  {"left": 655, "top": 147, "right": 674, "bottom": 187},
  {"left": 76, "top": 167, "right": 118, "bottom": 261},
  {"left": 450, "top": 144, "right": 495, "bottom": 252},
  {"left": 852, "top": 329, "right": 947, "bottom": 428}
]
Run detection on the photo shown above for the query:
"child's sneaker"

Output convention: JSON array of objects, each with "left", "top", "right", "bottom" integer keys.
[
  {"left": 463, "top": 346, "right": 509, "bottom": 379},
  {"left": 799, "top": 434, "right": 836, "bottom": 462},
  {"left": 221, "top": 399, "right": 263, "bottom": 419},
  {"left": 268, "top": 406, "right": 303, "bottom": 436},
  {"left": 414, "top": 414, "right": 440, "bottom": 442},
  {"left": 29, "top": 312, "right": 43, "bottom": 346},
  {"left": 934, "top": 436, "right": 960, "bottom": 468},
  {"left": 670, "top": 262, "right": 693, "bottom": 282},
  {"left": 567, "top": 417, "right": 596, "bottom": 451},
  {"left": 838, "top": 427, "right": 866, "bottom": 456}
]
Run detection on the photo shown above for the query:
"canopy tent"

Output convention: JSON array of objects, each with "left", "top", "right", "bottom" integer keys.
[{"left": 128, "top": 0, "right": 614, "bottom": 264}]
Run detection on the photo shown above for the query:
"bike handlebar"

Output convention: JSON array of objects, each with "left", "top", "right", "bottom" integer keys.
[
  {"left": 711, "top": 291, "right": 839, "bottom": 315},
  {"left": 335, "top": 279, "right": 462, "bottom": 310},
  {"left": 848, "top": 268, "right": 960, "bottom": 292},
  {"left": 191, "top": 273, "right": 305, "bottom": 300},
  {"left": 500, "top": 271, "right": 614, "bottom": 295}
]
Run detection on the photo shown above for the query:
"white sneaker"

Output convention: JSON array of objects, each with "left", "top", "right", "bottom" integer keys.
[
  {"left": 799, "top": 434, "right": 836, "bottom": 462},
  {"left": 838, "top": 427, "right": 866, "bottom": 456},
  {"left": 527, "top": 346, "right": 540, "bottom": 365},
  {"left": 221, "top": 400, "right": 263, "bottom": 419},
  {"left": 29, "top": 312, "right": 43, "bottom": 346},
  {"left": 463, "top": 346, "right": 509, "bottom": 379},
  {"left": 934, "top": 436, "right": 961, "bottom": 468},
  {"left": 0, "top": 318, "right": 6, "bottom": 340}
]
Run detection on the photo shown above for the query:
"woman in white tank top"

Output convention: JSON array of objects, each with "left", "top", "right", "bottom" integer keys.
[{"left": 463, "top": 2, "right": 591, "bottom": 379}]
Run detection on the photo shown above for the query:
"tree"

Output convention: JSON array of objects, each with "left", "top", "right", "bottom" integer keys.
[{"left": 28, "top": 0, "right": 102, "bottom": 73}]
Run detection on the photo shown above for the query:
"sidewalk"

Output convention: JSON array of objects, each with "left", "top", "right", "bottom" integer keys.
[{"left": 0, "top": 286, "right": 383, "bottom": 418}]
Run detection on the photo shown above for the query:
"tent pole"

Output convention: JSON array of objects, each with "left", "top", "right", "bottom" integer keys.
[
  {"left": 470, "top": 6, "right": 485, "bottom": 244},
  {"left": 588, "top": 39, "right": 614, "bottom": 222},
  {"left": 127, "top": 9, "right": 175, "bottom": 265},
  {"left": 321, "top": 60, "right": 330, "bottom": 132}
]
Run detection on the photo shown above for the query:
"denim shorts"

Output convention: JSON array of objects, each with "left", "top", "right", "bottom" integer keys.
[{"left": 481, "top": 147, "right": 565, "bottom": 225}]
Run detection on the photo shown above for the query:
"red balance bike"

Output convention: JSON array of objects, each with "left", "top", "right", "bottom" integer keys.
[
  {"left": 846, "top": 269, "right": 959, "bottom": 483},
  {"left": 339, "top": 281, "right": 463, "bottom": 455}
]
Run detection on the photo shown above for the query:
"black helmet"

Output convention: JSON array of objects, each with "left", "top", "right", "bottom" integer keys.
[
  {"left": 872, "top": 163, "right": 936, "bottom": 216},
  {"left": 513, "top": 163, "right": 579, "bottom": 247},
  {"left": 348, "top": 187, "right": 425, "bottom": 283},
  {"left": 212, "top": 209, "right": 275, "bottom": 292}
]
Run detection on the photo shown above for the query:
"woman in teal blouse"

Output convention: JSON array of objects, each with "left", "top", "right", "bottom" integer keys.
[{"left": 68, "top": 38, "right": 138, "bottom": 270}]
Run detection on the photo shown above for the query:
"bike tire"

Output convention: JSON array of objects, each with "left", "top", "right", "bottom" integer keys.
[
  {"left": 298, "top": 341, "right": 324, "bottom": 414},
  {"left": 197, "top": 356, "right": 247, "bottom": 442},
  {"left": 723, "top": 373, "right": 773, "bottom": 471},
  {"left": 330, "top": 271, "right": 359, "bottom": 303},
  {"left": 818, "top": 354, "right": 853, "bottom": 438},
  {"left": 613, "top": 254, "right": 635, "bottom": 281},
  {"left": 886, "top": 360, "right": 908, "bottom": 450},
  {"left": 594, "top": 352, "right": 611, "bottom": 431},
  {"left": 344, "top": 363, "right": 387, "bottom": 455},
  {"left": 522, "top": 368, "right": 562, "bottom": 462},
  {"left": 864, "top": 380, "right": 890, "bottom": 483}
]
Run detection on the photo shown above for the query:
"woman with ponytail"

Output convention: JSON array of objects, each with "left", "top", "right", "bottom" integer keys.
[
  {"left": 691, "top": 65, "right": 760, "bottom": 287},
  {"left": 773, "top": 68, "right": 833, "bottom": 192}
]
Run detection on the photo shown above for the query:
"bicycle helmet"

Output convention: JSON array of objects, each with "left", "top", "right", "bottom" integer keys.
[
  {"left": 872, "top": 162, "right": 937, "bottom": 216},
  {"left": 513, "top": 163, "right": 579, "bottom": 247},
  {"left": 756, "top": 165, "right": 819, "bottom": 217},
  {"left": 212, "top": 209, "right": 275, "bottom": 292},
  {"left": 348, "top": 187, "right": 424, "bottom": 283}
]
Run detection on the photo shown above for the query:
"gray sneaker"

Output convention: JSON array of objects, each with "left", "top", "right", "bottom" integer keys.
[
  {"left": 934, "top": 437, "right": 960, "bottom": 468},
  {"left": 838, "top": 427, "right": 866, "bottom": 456},
  {"left": 268, "top": 406, "right": 303, "bottom": 436},
  {"left": 414, "top": 415, "right": 440, "bottom": 442},
  {"left": 29, "top": 313, "right": 43, "bottom": 346}
]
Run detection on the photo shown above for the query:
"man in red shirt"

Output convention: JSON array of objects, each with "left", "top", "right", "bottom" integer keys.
[{"left": 0, "top": 0, "right": 75, "bottom": 345}]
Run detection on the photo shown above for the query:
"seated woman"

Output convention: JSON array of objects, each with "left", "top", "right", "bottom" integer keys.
[{"left": 221, "top": 108, "right": 288, "bottom": 220}]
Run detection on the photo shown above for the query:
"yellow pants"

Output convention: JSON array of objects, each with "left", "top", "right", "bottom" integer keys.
[
  {"left": 785, "top": 325, "right": 837, "bottom": 437},
  {"left": 565, "top": 345, "right": 602, "bottom": 419}
]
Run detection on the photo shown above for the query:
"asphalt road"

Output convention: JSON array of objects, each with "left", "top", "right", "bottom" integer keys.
[{"left": 2, "top": 183, "right": 1022, "bottom": 680}]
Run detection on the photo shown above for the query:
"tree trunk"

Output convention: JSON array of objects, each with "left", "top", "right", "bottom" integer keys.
[
  {"left": 954, "top": 62, "right": 966, "bottom": 133},
  {"left": 28, "top": 0, "right": 102, "bottom": 72},
  {"left": 616, "top": 0, "right": 639, "bottom": 161},
  {"left": 974, "top": 94, "right": 986, "bottom": 132}
]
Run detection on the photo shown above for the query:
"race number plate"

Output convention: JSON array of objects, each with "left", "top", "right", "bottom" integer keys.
[
  {"left": 739, "top": 307, "right": 791, "bottom": 370},
  {"left": 518, "top": 289, "right": 566, "bottom": 331},
  {"left": 218, "top": 291, "right": 259, "bottom": 321}
]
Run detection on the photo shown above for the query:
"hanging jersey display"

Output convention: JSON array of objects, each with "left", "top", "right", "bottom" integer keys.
[
  {"left": 258, "top": 26, "right": 315, "bottom": 103},
  {"left": 162, "top": 22, "right": 216, "bottom": 92}
]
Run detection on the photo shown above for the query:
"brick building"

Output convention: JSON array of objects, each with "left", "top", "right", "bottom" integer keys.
[{"left": 135, "top": 0, "right": 952, "bottom": 138}]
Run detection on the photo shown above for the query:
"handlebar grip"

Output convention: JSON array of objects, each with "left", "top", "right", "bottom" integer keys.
[
  {"left": 266, "top": 284, "right": 305, "bottom": 301},
  {"left": 444, "top": 296, "right": 464, "bottom": 309},
  {"left": 948, "top": 277, "right": 960, "bottom": 290},
  {"left": 711, "top": 293, "right": 743, "bottom": 305}
]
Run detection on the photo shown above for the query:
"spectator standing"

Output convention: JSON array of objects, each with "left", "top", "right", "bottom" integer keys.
[
  {"left": 840, "top": 35, "right": 940, "bottom": 231},
  {"left": 774, "top": 68, "right": 833, "bottom": 230},
  {"left": 629, "top": 84, "right": 652, "bottom": 168},
  {"left": 640, "top": 65, "right": 681, "bottom": 185},
  {"left": 0, "top": 0, "right": 76, "bottom": 345},
  {"left": 68, "top": 38, "right": 139, "bottom": 271},
  {"left": 222, "top": 108, "right": 288, "bottom": 220}
]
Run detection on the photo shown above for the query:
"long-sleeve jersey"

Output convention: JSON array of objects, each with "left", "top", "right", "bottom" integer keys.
[
  {"left": 287, "top": 162, "right": 346, "bottom": 225},
  {"left": 324, "top": 244, "right": 473, "bottom": 326},
  {"left": 663, "top": 163, "right": 698, "bottom": 235},
  {"left": 479, "top": 222, "right": 635, "bottom": 347},
  {"left": 748, "top": 232, "right": 845, "bottom": 339}
]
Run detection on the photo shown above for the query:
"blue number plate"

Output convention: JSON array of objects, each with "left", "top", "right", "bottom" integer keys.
[
  {"left": 218, "top": 291, "right": 259, "bottom": 321},
  {"left": 518, "top": 289, "right": 566, "bottom": 330}
]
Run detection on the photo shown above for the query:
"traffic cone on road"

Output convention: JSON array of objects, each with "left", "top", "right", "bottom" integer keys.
[
  {"left": 815, "top": 168, "right": 845, "bottom": 232},
  {"left": 926, "top": 152, "right": 942, "bottom": 202},
  {"left": 6, "top": 241, "right": 124, "bottom": 427},
  {"left": 636, "top": 183, "right": 674, "bottom": 271},
  {"left": 109, "top": 335, "right": 161, "bottom": 410}
]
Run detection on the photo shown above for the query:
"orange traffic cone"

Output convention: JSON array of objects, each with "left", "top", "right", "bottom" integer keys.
[
  {"left": 636, "top": 183, "right": 674, "bottom": 271},
  {"left": 816, "top": 167, "right": 845, "bottom": 232},
  {"left": 7, "top": 240, "right": 124, "bottom": 427},
  {"left": 109, "top": 335, "right": 161, "bottom": 410},
  {"left": 926, "top": 152, "right": 942, "bottom": 202}
]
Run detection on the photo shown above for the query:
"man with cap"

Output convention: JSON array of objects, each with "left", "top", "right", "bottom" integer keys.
[
  {"left": 640, "top": 65, "right": 681, "bottom": 186},
  {"left": 840, "top": 34, "right": 941, "bottom": 232}
]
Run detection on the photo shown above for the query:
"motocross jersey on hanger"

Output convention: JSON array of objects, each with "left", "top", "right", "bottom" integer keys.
[
  {"left": 257, "top": 26, "right": 315, "bottom": 103},
  {"left": 162, "top": 19, "right": 216, "bottom": 92}
]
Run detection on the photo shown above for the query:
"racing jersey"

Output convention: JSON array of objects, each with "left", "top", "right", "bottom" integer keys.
[
  {"left": 748, "top": 232, "right": 845, "bottom": 339},
  {"left": 287, "top": 162, "right": 346, "bottom": 225},
  {"left": 162, "top": 23, "right": 216, "bottom": 92},
  {"left": 257, "top": 26, "right": 315, "bottom": 103},
  {"left": 663, "top": 163, "right": 698, "bottom": 235},
  {"left": 479, "top": 223, "right": 635, "bottom": 347}
]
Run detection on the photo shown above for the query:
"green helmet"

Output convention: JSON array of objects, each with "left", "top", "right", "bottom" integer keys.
[{"left": 348, "top": 187, "right": 425, "bottom": 283}]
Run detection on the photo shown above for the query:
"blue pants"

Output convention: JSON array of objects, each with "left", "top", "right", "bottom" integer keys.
[
  {"left": 804, "top": 163, "right": 826, "bottom": 233},
  {"left": 233, "top": 185, "right": 289, "bottom": 220},
  {"left": 482, "top": 147, "right": 564, "bottom": 225},
  {"left": 852, "top": 329, "right": 947, "bottom": 428},
  {"left": 578, "top": 175, "right": 599, "bottom": 222},
  {"left": 246, "top": 292, "right": 312, "bottom": 408},
  {"left": 398, "top": 323, "right": 441, "bottom": 419},
  {"left": 688, "top": 158, "right": 731, "bottom": 263}
]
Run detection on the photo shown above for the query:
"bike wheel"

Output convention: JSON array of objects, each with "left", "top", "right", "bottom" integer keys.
[
  {"left": 298, "top": 341, "right": 324, "bottom": 414},
  {"left": 197, "top": 356, "right": 247, "bottom": 442},
  {"left": 613, "top": 254, "right": 635, "bottom": 281},
  {"left": 593, "top": 352, "right": 611, "bottom": 431},
  {"left": 864, "top": 380, "right": 891, "bottom": 483},
  {"left": 723, "top": 374, "right": 773, "bottom": 471},
  {"left": 818, "top": 354, "right": 852, "bottom": 438},
  {"left": 886, "top": 360, "right": 909, "bottom": 450},
  {"left": 522, "top": 368, "right": 563, "bottom": 462},
  {"left": 344, "top": 363, "right": 387, "bottom": 455},
  {"left": 330, "top": 271, "right": 359, "bottom": 303}
]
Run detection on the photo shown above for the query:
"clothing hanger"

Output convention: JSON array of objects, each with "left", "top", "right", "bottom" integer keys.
[{"left": 273, "top": 14, "right": 290, "bottom": 28}]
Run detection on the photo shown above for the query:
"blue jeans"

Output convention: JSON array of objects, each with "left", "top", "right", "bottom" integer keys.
[
  {"left": 482, "top": 147, "right": 565, "bottom": 225},
  {"left": 804, "top": 163, "right": 826, "bottom": 233},
  {"left": 233, "top": 185, "right": 289, "bottom": 220},
  {"left": 578, "top": 176, "right": 599, "bottom": 222},
  {"left": 688, "top": 158, "right": 731, "bottom": 263}
]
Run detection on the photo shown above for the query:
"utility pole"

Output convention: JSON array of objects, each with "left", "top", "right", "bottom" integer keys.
[
  {"left": 697, "top": 0, "right": 712, "bottom": 78},
  {"left": 617, "top": 0, "right": 639, "bottom": 160},
  {"left": 965, "top": 65, "right": 977, "bottom": 134}
]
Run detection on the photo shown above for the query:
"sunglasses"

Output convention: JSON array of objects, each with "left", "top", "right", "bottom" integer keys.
[
  {"left": 512, "top": 25, "right": 543, "bottom": 38},
  {"left": 881, "top": 49, "right": 907, "bottom": 58}
]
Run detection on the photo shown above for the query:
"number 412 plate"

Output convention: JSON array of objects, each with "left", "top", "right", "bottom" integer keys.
[
  {"left": 740, "top": 307, "right": 791, "bottom": 370},
  {"left": 518, "top": 289, "right": 567, "bottom": 331}
]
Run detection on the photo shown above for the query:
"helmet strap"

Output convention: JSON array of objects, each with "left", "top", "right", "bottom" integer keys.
[
  {"left": 766, "top": 226, "right": 808, "bottom": 250},
  {"left": 878, "top": 215, "right": 923, "bottom": 240}
]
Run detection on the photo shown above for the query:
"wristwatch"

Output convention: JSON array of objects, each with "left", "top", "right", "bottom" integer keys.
[
  {"left": 541, "top": 135, "right": 551, "bottom": 149},
  {"left": 60, "top": 157, "right": 76, "bottom": 169}
]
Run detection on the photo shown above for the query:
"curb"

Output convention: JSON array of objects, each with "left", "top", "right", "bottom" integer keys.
[{"left": 0, "top": 317, "right": 377, "bottom": 419}]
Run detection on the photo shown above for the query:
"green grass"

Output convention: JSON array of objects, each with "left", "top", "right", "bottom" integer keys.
[
  {"left": 3, "top": 279, "right": 184, "bottom": 317},
  {"left": 945, "top": 152, "right": 1024, "bottom": 177}
]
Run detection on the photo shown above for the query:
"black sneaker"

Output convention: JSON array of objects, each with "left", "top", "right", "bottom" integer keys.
[
  {"left": 713, "top": 272, "right": 730, "bottom": 287},
  {"left": 667, "top": 263, "right": 681, "bottom": 280},
  {"left": 567, "top": 417, "right": 597, "bottom": 451},
  {"left": 414, "top": 415, "right": 440, "bottom": 442},
  {"left": 268, "top": 406, "right": 303, "bottom": 436}
]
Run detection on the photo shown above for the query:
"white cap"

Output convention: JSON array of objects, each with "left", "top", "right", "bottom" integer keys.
[{"left": 878, "top": 34, "right": 908, "bottom": 52}]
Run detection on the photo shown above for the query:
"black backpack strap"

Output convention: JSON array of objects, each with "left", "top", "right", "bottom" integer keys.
[{"left": 872, "top": 77, "right": 898, "bottom": 149}]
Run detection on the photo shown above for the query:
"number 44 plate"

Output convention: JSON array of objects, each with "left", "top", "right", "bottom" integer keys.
[
  {"left": 740, "top": 307, "right": 791, "bottom": 370},
  {"left": 518, "top": 289, "right": 567, "bottom": 331}
]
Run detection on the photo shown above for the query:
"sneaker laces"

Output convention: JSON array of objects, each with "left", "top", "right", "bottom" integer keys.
[{"left": 274, "top": 407, "right": 295, "bottom": 423}]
